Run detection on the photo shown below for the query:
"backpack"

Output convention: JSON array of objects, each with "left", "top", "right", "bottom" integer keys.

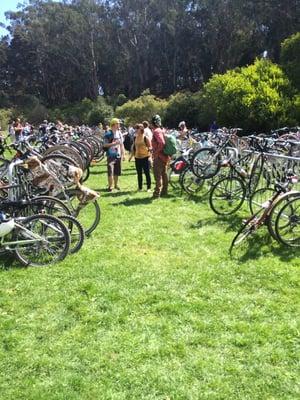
[
  {"left": 123, "top": 133, "right": 133, "bottom": 151},
  {"left": 163, "top": 133, "right": 177, "bottom": 156}
]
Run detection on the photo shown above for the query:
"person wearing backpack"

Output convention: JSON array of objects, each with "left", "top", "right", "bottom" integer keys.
[
  {"left": 130, "top": 124, "right": 152, "bottom": 191},
  {"left": 151, "top": 114, "right": 171, "bottom": 199}
]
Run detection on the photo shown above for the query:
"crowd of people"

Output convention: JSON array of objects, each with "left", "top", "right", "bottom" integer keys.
[
  {"left": 103, "top": 115, "right": 191, "bottom": 199},
  {"left": 1, "top": 115, "right": 219, "bottom": 200},
  {"left": 4, "top": 119, "right": 94, "bottom": 143}
]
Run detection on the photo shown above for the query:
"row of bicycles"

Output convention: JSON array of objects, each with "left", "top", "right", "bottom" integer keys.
[
  {"left": 168, "top": 127, "right": 300, "bottom": 253},
  {"left": 0, "top": 132, "right": 105, "bottom": 267}
]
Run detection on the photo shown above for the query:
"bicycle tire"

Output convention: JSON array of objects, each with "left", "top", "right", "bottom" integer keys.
[
  {"left": 248, "top": 154, "right": 264, "bottom": 195},
  {"left": 191, "top": 147, "right": 221, "bottom": 179},
  {"left": 168, "top": 167, "right": 184, "bottom": 190},
  {"left": 58, "top": 214, "right": 85, "bottom": 254},
  {"left": 275, "top": 196, "right": 300, "bottom": 247},
  {"left": 41, "top": 154, "right": 78, "bottom": 189},
  {"left": 57, "top": 188, "right": 101, "bottom": 236},
  {"left": 230, "top": 209, "right": 264, "bottom": 252},
  {"left": 249, "top": 187, "right": 274, "bottom": 215},
  {"left": 209, "top": 176, "right": 246, "bottom": 215},
  {"left": 180, "top": 166, "right": 205, "bottom": 195},
  {"left": 14, "top": 214, "right": 70, "bottom": 267},
  {"left": 43, "top": 145, "right": 84, "bottom": 170},
  {"left": 27, "top": 195, "right": 71, "bottom": 217},
  {"left": 267, "top": 192, "right": 300, "bottom": 241}
]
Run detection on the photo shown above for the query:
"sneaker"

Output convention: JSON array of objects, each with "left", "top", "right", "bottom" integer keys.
[
  {"left": 108, "top": 187, "right": 113, "bottom": 192},
  {"left": 114, "top": 186, "right": 120, "bottom": 191}
]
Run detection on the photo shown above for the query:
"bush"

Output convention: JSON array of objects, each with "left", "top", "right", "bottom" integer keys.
[
  {"left": 281, "top": 32, "right": 300, "bottom": 92},
  {"left": 0, "top": 109, "right": 12, "bottom": 132},
  {"left": 115, "top": 91, "right": 167, "bottom": 126},
  {"left": 199, "top": 59, "right": 295, "bottom": 132},
  {"left": 27, "top": 103, "right": 49, "bottom": 124},
  {"left": 49, "top": 97, "right": 113, "bottom": 125},
  {"left": 164, "top": 91, "right": 202, "bottom": 129}
]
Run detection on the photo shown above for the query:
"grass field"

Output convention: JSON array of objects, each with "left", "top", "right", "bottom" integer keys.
[{"left": 0, "top": 160, "right": 299, "bottom": 399}]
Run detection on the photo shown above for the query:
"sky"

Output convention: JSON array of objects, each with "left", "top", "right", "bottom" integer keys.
[
  {"left": 0, "top": 0, "right": 23, "bottom": 36},
  {"left": 0, "top": 0, "right": 62, "bottom": 37}
]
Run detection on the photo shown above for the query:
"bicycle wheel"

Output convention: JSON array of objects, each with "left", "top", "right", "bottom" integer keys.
[
  {"left": 24, "top": 195, "right": 71, "bottom": 217},
  {"left": 248, "top": 154, "right": 264, "bottom": 195},
  {"left": 41, "top": 154, "right": 78, "bottom": 189},
  {"left": 249, "top": 187, "right": 274, "bottom": 214},
  {"left": 14, "top": 214, "right": 70, "bottom": 267},
  {"left": 267, "top": 192, "right": 300, "bottom": 241},
  {"left": 230, "top": 209, "right": 264, "bottom": 252},
  {"left": 58, "top": 188, "right": 101, "bottom": 236},
  {"left": 209, "top": 176, "right": 246, "bottom": 215},
  {"left": 43, "top": 145, "right": 84, "bottom": 170},
  {"left": 180, "top": 167, "right": 205, "bottom": 195},
  {"left": 275, "top": 197, "right": 300, "bottom": 247},
  {"left": 58, "top": 214, "right": 85, "bottom": 254},
  {"left": 168, "top": 167, "right": 184, "bottom": 190},
  {"left": 191, "top": 147, "right": 221, "bottom": 179},
  {"left": 81, "top": 166, "right": 90, "bottom": 183}
]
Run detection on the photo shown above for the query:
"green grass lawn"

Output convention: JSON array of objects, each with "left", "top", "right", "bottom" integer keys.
[{"left": 0, "top": 160, "right": 299, "bottom": 400}]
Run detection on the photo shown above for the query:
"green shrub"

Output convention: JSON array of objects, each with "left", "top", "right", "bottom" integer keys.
[
  {"left": 164, "top": 91, "right": 202, "bottom": 129},
  {"left": 116, "top": 91, "right": 167, "bottom": 126},
  {"left": 199, "top": 59, "right": 295, "bottom": 132},
  {"left": 0, "top": 109, "right": 12, "bottom": 132},
  {"left": 281, "top": 32, "right": 300, "bottom": 92},
  {"left": 27, "top": 103, "right": 49, "bottom": 124},
  {"left": 49, "top": 97, "right": 113, "bottom": 125}
]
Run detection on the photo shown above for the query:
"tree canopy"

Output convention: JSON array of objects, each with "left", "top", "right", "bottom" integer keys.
[{"left": 0, "top": 0, "right": 299, "bottom": 107}]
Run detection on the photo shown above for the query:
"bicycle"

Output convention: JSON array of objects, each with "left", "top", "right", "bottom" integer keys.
[
  {"left": 0, "top": 212, "right": 70, "bottom": 267},
  {"left": 230, "top": 174, "right": 299, "bottom": 252}
]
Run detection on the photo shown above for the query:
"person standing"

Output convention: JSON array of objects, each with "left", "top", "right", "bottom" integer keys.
[
  {"left": 143, "top": 121, "right": 153, "bottom": 142},
  {"left": 9, "top": 122, "right": 15, "bottom": 142},
  {"left": 131, "top": 124, "right": 152, "bottom": 191},
  {"left": 13, "top": 118, "right": 23, "bottom": 142},
  {"left": 103, "top": 118, "right": 125, "bottom": 192},
  {"left": 151, "top": 114, "right": 170, "bottom": 198},
  {"left": 210, "top": 120, "right": 219, "bottom": 133}
]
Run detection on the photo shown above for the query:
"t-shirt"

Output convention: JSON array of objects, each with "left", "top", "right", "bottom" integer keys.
[
  {"left": 134, "top": 134, "right": 150, "bottom": 159},
  {"left": 152, "top": 127, "right": 170, "bottom": 163},
  {"left": 104, "top": 129, "right": 123, "bottom": 158},
  {"left": 144, "top": 127, "right": 153, "bottom": 142}
]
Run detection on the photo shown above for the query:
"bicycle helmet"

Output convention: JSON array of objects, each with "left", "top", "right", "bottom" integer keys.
[
  {"left": 178, "top": 121, "right": 186, "bottom": 128},
  {"left": 151, "top": 114, "right": 161, "bottom": 127}
]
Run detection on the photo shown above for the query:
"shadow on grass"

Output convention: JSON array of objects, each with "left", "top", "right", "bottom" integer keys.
[
  {"left": 113, "top": 197, "right": 153, "bottom": 206},
  {"left": 270, "top": 243, "right": 300, "bottom": 263},
  {"left": 100, "top": 190, "right": 133, "bottom": 197},
  {"left": 89, "top": 170, "right": 106, "bottom": 175},
  {"left": 230, "top": 232, "right": 300, "bottom": 263},
  {"left": 121, "top": 171, "right": 137, "bottom": 176},
  {"left": 190, "top": 217, "right": 219, "bottom": 229},
  {"left": 218, "top": 214, "right": 245, "bottom": 232},
  {"left": 185, "top": 191, "right": 211, "bottom": 203},
  {"left": 0, "top": 251, "right": 18, "bottom": 271},
  {"left": 190, "top": 213, "right": 244, "bottom": 231}
]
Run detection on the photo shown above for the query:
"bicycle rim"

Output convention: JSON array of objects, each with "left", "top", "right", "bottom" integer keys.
[
  {"left": 209, "top": 176, "right": 246, "bottom": 215},
  {"left": 14, "top": 214, "right": 70, "bottom": 267}
]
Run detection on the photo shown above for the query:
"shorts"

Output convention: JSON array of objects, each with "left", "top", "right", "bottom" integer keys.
[{"left": 107, "top": 157, "right": 121, "bottom": 177}]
